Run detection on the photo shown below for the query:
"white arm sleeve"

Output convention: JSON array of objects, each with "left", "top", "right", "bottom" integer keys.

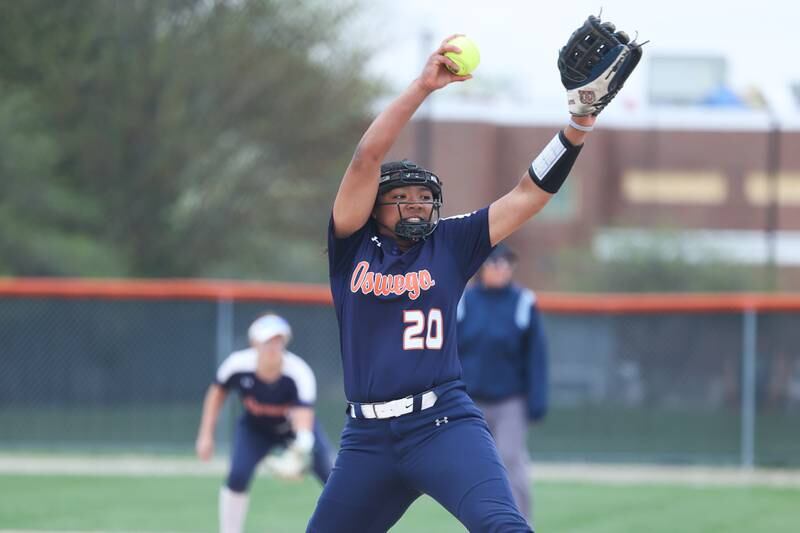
[
  {"left": 215, "top": 349, "right": 257, "bottom": 386},
  {"left": 283, "top": 352, "right": 317, "bottom": 404}
]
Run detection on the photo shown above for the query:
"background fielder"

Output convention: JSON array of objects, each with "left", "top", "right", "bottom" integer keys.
[{"left": 196, "top": 313, "right": 334, "bottom": 533}]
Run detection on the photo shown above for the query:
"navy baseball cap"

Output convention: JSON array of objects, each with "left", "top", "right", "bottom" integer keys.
[{"left": 486, "top": 243, "right": 517, "bottom": 263}]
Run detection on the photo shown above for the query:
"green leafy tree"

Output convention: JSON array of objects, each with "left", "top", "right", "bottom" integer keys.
[{"left": 0, "top": 0, "right": 380, "bottom": 280}]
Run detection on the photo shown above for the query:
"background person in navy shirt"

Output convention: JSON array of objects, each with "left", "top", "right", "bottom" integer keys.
[
  {"left": 457, "top": 244, "right": 549, "bottom": 521},
  {"left": 196, "top": 313, "right": 334, "bottom": 533}
]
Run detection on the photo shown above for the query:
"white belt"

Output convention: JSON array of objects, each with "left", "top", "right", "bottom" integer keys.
[{"left": 349, "top": 390, "right": 438, "bottom": 419}]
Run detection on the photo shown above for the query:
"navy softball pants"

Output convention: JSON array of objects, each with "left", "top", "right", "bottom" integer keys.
[
  {"left": 306, "top": 383, "right": 532, "bottom": 532},
  {"left": 226, "top": 418, "right": 334, "bottom": 492}
]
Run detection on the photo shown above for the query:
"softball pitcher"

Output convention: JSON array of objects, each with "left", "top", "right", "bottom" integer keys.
[{"left": 307, "top": 17, "right": 641, "bottom": 533}]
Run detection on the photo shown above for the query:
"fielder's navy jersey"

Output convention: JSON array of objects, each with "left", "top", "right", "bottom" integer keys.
[
  {"left": 215, "top": 348, "right": 316, "bottom": 433},
  {"left": 328, "top": 207, "right": 493, "bottom": 403}
]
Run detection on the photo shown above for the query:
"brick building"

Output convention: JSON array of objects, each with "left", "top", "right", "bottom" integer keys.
[{"left": 387, "top": 112, "right": 800, "bottom": 290}]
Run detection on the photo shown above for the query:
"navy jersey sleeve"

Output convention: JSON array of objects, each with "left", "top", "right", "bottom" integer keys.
[
  {"left": 283, "top": 352, "right": 317, "bottom": 407},
  {"left": 328, "top": 214, "right": 369, "bottom": 276},
  {"left": 438, "top": 206, "right": 493, "bottom": 281}
]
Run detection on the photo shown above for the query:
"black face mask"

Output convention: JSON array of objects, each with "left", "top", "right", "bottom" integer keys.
[
  {"left": 376, "top": 160, "right": 444, "bottom": 241},
  {"left": 393, "top": 204, "right": 440, "bottom": 241}
]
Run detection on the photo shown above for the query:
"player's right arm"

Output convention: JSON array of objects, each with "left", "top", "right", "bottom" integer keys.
[
  {"left": 332, "top": 35, "right": 469, "bottom": 239},
  {"left": 195, "top": 383, "right": 227, "bottom": 461}
]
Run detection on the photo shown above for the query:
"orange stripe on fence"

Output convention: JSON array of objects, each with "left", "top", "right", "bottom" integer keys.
[
  {"left": 536, "top": 293, "right": 800, "bottom": 313},
  {"left": 0, "top": 278, "right": 332, "bottom": 305},
  {"left": 1, "top": 278, "right": 800, "bottom": 312}
]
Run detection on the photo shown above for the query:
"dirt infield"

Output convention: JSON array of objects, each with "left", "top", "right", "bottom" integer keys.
[{"left": 1, "top": 454, "right": 799, "bottom": 487}]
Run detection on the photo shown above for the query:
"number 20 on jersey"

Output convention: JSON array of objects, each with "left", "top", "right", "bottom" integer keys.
[{"left": 403, "top": 309, "right": 443, "bottom": 350}]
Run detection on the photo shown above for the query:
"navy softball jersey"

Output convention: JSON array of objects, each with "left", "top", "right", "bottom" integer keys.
[
  {"left": 309, "top": 208, "right": 533, "bottom": 532},
  {"left": 216, "top": 347, "right": 316, "bottom": 431},
  {"left": 327, "top": 207, "right": 493, "bottom": 403}
]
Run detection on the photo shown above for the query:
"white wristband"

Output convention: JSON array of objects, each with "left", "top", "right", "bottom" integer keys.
[
  {"left": 569, "top": 118, "right": 594, "bottom": 132},
  {"left": 293, "top": 429, "right": 314, "bottom": 453}
]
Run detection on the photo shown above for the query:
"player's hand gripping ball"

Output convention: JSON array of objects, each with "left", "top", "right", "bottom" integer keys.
[{"left": 445, "top": 36, "right": 480, "bottom": 76}]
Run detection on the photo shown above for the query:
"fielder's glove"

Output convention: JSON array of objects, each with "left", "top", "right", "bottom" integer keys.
[
  {"left": 264, "top": 430, "right": 313, "bottom": 480},
  {"left": 558, "top": 15, "right": 644, "bottom": 116}
]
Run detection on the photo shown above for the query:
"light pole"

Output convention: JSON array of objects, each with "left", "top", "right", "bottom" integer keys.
[
  {"left": 764, "top": 104, "right": 781, "bottom": 291},
  {"left": 416, "top": 30, "right": 434, "bottom": 168}
]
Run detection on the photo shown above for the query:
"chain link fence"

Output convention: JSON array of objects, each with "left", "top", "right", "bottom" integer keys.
[{"left": 1, "top": 281, "right": 798, "bottom": 467}]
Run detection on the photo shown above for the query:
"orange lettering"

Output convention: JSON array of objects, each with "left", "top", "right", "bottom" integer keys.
[
  {"left": 350, "top": 261, "right": 369, "bottom": 292},
  {"left": 405, "top": 272, "right": 420, "bottom": 300},
  {"left": 363, "top": 272, "right": 374, "bottom": 293},
  {"left": 379, "top": 273, "right": 395, "bottom": 296},
  {"left": 349, "top": 262, "right": 435, "bottom": 301},
  {"left": 419, "top": 270, "right": 434, "bottom": 290},
  {"left": 393, "top": 274, "right": 406, "bottom": 293}
]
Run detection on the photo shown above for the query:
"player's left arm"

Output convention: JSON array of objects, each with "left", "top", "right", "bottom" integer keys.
[
  {"left": 490, "top": 14, "right": 643, "bottom": 246},
  {"left": 286, "top": 354, "right": 317, "bottom": 451},
  {"left": 265, "top": 354, "right": 318, "bottom": 479},
  {"left": 289, "top": 405, "right": 314, "bottom": 435},
  {"left": 488, "top": 119, "right": 594, "bottom": 246},
  {"left": 287, "top": 403, "right": 315, "bottom": 461}
]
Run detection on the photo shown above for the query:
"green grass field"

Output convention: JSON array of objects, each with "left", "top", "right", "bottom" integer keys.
[
  {"left": 1, "top": 473, "right": 797, "bottom": 533},
  {"left": 3, "top": 404, "right": 799, "bottom": 466}
]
